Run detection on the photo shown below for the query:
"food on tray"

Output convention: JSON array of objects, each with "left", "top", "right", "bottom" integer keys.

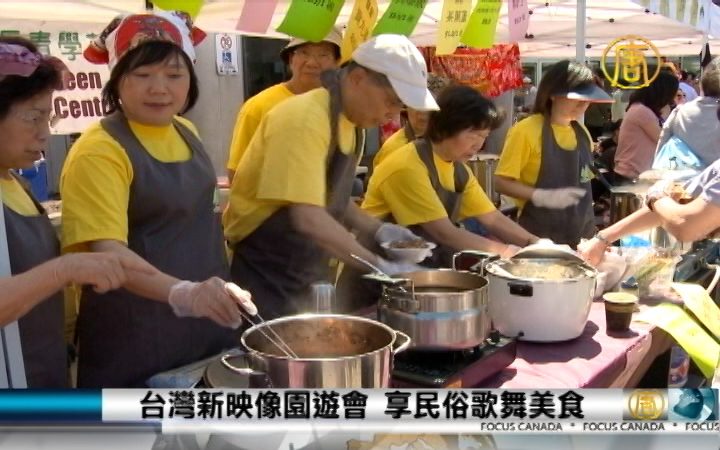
[{"left": 389, "top": 239, "right": 429, "bottom": 249}]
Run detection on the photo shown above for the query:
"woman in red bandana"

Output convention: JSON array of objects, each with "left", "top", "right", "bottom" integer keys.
[
  {"left": 0, "top": 37, "right": 157, "bottom": 387},
  {"left": 60, "top": 12, "right": 255, "bottom": 387}
]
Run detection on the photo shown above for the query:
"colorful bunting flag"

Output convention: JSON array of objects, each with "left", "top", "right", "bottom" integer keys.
[
  {"left": 460, "top": 0, "right": 502, "bottom": 49},
  {"left": 236, "top": 0, "right": 279, "bottom": 33},
  {"left": 151, "top": 0, "right": 205, "bottom": 19},
  {"left": 277, "top": 0, "right": 346, "bottom": 42},
  {"left": 341, "top": 0, "right": 379, "bottom": 61},
  {"left": 436, "top": 0, "right": 473, "bottom": 55},
  {"left": 372, "top": 0, "right": 427, "bottom": 36},
  {"left": 508, "top": 0, "right": 530, "bottom": 43}
]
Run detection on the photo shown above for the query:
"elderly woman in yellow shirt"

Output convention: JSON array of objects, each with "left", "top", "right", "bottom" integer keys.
[
  {"left": 338, "top": 85, "right": 539, "bottom": 309},
  {"left": 0, "top": 37, "right": 156, "bottom": 387}
]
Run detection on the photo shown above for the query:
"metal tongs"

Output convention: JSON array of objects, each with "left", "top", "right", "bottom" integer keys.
[
  {"left": 351, "top": 254, "right": 409, "bottom": 293},
  {"left": 224, "top": 283, "right": 298, "bottom": 359}
]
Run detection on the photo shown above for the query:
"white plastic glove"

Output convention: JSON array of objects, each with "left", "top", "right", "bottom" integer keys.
[
  {"left": 374, "top": 223, "right": 420, "bottom": 245},
  {"left": 500, "top": 245, "right": 522, "bottom": 259},
  {"left": 375, "top": 258, "right": 423, "bottom": 275},
  {"left": 530, "top": 187, "right": 586, "bottom": 209},
  {"left": 168, "top": 277, "right": 256, "bottom": 329}
]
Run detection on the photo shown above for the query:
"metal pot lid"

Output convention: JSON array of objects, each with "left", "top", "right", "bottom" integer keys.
[
  {"left": 512, "top": 240, "right": 585, "bottom": 264},
  {"left": 487, "top": 258, "right": 596, "bottom": 281}
]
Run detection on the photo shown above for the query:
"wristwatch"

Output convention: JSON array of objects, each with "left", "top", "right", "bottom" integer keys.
[{"left": 595, "top": 232, "right": 611, "bottom": 246}]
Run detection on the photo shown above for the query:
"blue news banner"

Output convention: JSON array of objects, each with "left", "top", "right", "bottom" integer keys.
[{"left": 0, "top": 389, "right": 717, "bottom": 433}]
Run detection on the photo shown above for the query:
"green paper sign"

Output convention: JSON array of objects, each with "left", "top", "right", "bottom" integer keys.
[
  {"left": 460, "top": 0, "right": 502, "bottom": 49},
  {"left": 152, "top": 0, "right": 205, "bottom": 19},
  {"left": 372, "top": 0, "right": 427, "bottom": 36},
  {"left": 277, "top": 0, "right": 346, "bottom": 42}
]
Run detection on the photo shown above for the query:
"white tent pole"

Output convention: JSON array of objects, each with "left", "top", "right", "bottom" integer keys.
[{"left": 576, "top": 0, "right": 586, "bottom": 62}]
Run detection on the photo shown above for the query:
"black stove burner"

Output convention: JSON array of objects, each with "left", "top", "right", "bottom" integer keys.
[
  {"left": 675, "top": 239, "right": 720, "bottom": 282},
  {"left": 391, "top": 334, "right": 517, "bottom": 388}
]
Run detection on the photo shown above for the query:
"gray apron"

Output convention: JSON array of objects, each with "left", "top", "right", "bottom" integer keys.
[
  {"left": 230, "top": 71, "right": 363, "bottom": 320},
  {"left": 4, "top": 177, "right": 67, "bottom": 387},
  {"left": 76, "top": 113, "right": 236, "bottom": 388},
  {"left": 518, "top": 119, "right": 595, "bottom": 246},
  {"left": 336, "top": 138, "right": 468, "bottom": 312}
]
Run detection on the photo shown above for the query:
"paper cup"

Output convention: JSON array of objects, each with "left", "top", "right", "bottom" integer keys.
[{"left": 603, "top": 292, "right": 638, "bottom": 333}]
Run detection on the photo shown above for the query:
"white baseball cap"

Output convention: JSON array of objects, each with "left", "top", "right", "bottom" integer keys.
[{"left": 351, "top": 34, "right": 439, "bottom": 111}]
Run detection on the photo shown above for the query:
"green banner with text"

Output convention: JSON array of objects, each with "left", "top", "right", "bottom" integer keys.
[
  {"left": 372, "top": 0, "right": 427, "bottom": 36},
  {"left": 277, "top": 0, "right": 345, "bottom": 42},
  {"left": 460, "top": 0, "right": 502, "bottom": 49}
]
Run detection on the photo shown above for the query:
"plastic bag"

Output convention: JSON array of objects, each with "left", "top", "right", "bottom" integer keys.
[{"left": 653, "top": 136, "right": 704, "bottom": 171}]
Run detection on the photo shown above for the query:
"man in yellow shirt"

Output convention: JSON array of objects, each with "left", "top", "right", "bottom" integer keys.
[
  {"left": 224, "top": 35, "right": 438, "bottom": 317},
  {"left": 225, "top": 27, "right": 342, "bottom": 182}
]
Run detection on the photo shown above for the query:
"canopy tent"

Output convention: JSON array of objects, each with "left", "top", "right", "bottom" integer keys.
[{"left": 1, "top": 0, "right": 718, "bottom": 57}]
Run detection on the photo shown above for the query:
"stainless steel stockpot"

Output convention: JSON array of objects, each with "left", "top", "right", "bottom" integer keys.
[
  {"left": 220, "top": 314, "right": 411, "bottom": 388},
  {"left": 378, "top": 268, "right": 490, "bottom": 350}
]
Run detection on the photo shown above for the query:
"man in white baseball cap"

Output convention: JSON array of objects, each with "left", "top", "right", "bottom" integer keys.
[
  {"left": 226, "top": 26, "right": 343, "bottom": 182},
  {"left": 224, "top": 34, "right": 437, "bottom": 317}
]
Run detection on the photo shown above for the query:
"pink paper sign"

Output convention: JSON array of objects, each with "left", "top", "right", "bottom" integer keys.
[
  {"left": 236, "top": 0, "right": 279, "bottom": 33},
  {"left": 508, "top": 0, "right": 530, "bottom": 43}
]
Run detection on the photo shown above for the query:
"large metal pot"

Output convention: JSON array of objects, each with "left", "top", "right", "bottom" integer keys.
[
  {"left": 220, "top": 314, "right": 411, "bottom": 388},
  {"left": 377, "top": 267, "right": 490, "bottom": 350},
  {"left": 467, "top": 154, "right": 501, "bottom": 206},
  {"left": 485, "top": 258, "right": 597, "bottom": 342}
]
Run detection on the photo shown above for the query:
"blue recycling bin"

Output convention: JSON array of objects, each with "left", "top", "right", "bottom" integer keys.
[{"left": 18, "top": 159, "right": 49, "bottom": 202}]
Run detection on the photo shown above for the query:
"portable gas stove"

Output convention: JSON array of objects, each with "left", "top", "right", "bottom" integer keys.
[
  {"left": 391, "top": 332, "right": 517, "bottom": 388},
  {"left": 674, "top": 239, "right": 720, "bottom": 302}
]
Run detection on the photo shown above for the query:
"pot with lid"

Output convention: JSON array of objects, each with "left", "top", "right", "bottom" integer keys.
[
  {"left": 484, "top": 245, "right": 597, "bottom": 342},
  {"left": 374, "top": 251, "right": 492, "bottom": 350},
  {"left": 209, "top": 314, "right": 411, "bottom": 388}
]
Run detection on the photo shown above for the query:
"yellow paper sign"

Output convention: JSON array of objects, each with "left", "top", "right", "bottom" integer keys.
[
  {"left": 436, "top": 0, "right": 473, "bottom": 55},
  {"left": 341, "top": 0, "right": 379, "bottom": 62},
  {"left": 672, "top": 282, "right": 720, "bottom": 341},
  {"left": 636, "top": 303, "right": 720, "bottom": 378}
]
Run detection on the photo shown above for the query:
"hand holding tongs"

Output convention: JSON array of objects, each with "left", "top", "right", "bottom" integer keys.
[{"left": 224, "top": 282, "right": 298, "bottom": 359}]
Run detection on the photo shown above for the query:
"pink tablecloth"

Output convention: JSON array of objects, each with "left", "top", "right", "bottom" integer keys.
[{"left": 483, "top": 300, "right": 655, "bottom": 388}]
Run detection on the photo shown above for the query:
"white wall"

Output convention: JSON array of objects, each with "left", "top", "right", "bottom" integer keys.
[{"left": 184, "top": 33, "right": 246, "bottom": 176}]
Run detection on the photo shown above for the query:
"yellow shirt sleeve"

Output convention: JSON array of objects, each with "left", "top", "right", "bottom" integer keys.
[
  {"left": 373, "top": 129, "right": 408, "bottom": 169},
  {"left": 457, "top": 169, "right": 497, "bottom": 220},
  {"left": 374, "top": 163, "right": 449, "bottom": 226},
  {"left": 60, "top": 127, "right": 132, "bottom": 251}
]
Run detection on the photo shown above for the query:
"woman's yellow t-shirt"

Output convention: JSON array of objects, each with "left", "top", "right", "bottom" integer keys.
[
  {"left": 495, "top": 113, "right": 592, "bottom": 209},
  {"left": 60, "top": 116, "right": 200, "bottom": 252},
  {"left": 362, "top": 141, "right": 496, "bottom": 226}
]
